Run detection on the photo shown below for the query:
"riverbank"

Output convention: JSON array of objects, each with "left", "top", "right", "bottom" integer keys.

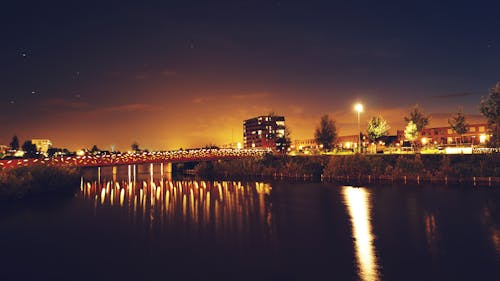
[
  {"left": 193, "top": 154, "right": 499, "bottom": 184},
  {"left": 0, "top": 165, "right": 81, "bottom": 200}
]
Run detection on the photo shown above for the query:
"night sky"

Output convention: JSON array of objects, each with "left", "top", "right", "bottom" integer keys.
[{"left": 1, "top": 1, "right": 499, "bottom": 150}]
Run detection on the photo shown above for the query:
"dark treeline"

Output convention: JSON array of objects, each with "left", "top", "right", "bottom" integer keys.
[{"left": 194, "top": 154, "right": 499, "bottom": 181}]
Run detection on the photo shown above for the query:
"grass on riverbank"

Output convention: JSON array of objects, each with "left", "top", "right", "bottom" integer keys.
[
  {"left": 0, "top": 165, "right": 81, "bottom": 200},
  {"left": 194, "top": 153, "right": 499, "bottom": 180}
]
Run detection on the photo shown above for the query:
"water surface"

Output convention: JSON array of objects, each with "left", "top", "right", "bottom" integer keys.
[{"left": 0, "top": 167, "right": 498, "bottom": 281}]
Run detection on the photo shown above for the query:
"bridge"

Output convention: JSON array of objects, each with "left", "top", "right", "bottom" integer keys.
[{"left": 0, "top": 148, "right": 271, "bottom": 169}]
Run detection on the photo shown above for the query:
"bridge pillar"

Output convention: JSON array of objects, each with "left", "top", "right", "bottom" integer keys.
[
  {"left": 97, "top": 167, "right": 101, "bottom": 186},
  {"left": 150, "top": 163, "right": 154, "bottom": 184},
  {"left": 160, "top": 162, "right": 172, "bottom": 181},
  {"left": 163, "top": 162, "right": 172, "bottom": 173},
  {"left": 133, "top": 165, "right": 137, "bottom": 186}
]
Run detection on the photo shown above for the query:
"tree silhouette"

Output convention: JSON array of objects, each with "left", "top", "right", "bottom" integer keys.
[
  {"left": 314, "top": 114, "right": 337, "bottom": 151},
  {"left": 22, "top": 140, "right": 38, "bottom": 158},
  {"left": 404, "top": 104, "right": 430, "bottom": 134},
  {"left": 448, "top": 108, "right": 467, "bottom": 145},
  {"left": 91, "top": 145, "right": 100, "bottom": 154},
  {"left": 479, "top": 82, "right": 500, "bottom": 147},
  {"left": 10, "top": 135, "right": 19, "bottom": 150},
  {"left": 131, "top": 142, "right": 140, "bottom": 152}
]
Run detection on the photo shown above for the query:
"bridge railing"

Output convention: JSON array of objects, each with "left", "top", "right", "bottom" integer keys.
[{"left": 0, "top": 148, "right": 272, "bottom": 169}]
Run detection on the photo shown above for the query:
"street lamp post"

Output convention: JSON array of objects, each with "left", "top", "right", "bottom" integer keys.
[{"left": 354, "top": 103, "right": 363, "bottom": 153}]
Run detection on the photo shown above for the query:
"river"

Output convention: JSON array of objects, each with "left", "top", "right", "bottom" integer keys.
[{"left": 0, "top": 166, "right": 498, "bottom": 281}]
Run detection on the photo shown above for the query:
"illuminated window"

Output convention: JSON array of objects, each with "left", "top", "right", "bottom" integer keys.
[
  {"left": 469, "top": 127, "right": 476, "bottom": 132},
  {"left": 479, "top": 126, "right": 485, "bottom": 132},
  {"left": 447, "top": 129, "right": 453, "bottom": 134}
]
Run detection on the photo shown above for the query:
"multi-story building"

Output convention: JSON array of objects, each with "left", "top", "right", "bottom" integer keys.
[
  {"left": 31, "top": 139, "right": 52, "bottom": 153},
  {"left": 397, "top": 123, "right": 489, "bottom": 145},
  {"left": 243, "top": 115, "right": 285, "bottom": 150}
]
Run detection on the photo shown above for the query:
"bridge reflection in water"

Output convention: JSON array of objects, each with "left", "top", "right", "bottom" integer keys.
[
  {"left": 78, "top": 174, "right": 273, "bottom": 245},
  {"left": 343, "top": 186, "right": 381, "bottom": 281}
]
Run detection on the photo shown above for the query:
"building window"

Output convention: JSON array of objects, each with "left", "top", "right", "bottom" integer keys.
[
  {"left": 479, "top": 126, "right": 485, "bottom": 132},
  {"left": 469, "top": 127, "right": 476, "bottom": 132},
  {"left": 447, "top": 129, "right": 453, "bottom": 134}
]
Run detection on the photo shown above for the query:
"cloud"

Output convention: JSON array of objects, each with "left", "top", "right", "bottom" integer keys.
[
  {"left": 134, "top": 73, "right": 150, "bottom": 80},
  {"left": 231, "top": 92, "right": 270, "bottom": 100},
  {"left": 289, "top": 105, "right": 304, "bottom": 114},
  {"left": 161, "top": 70, "right": 177, "bottom": 77},
  {"left": 432, "top": 92, "right": 474, "bottom": 99},
  {"left": 41, "top": 99, "right": 161, "bottom": 115},
  {"left": 192, "top": 97, "right": 213, "bottom": 104},
  {"left": 41, "top": 98, "right": 90, "bottom": 110},
  {"left": 98, "top": 103, "right": 162, "bottom": 113}
]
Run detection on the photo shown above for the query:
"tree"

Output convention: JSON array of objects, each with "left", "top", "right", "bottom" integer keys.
[
  {"left": 9, "top": 135, "right": 19, "bottom": 150},
  {"left": 314, "top": 114, "right": 337, "bottom": 151},
  {"left": 131, "top": 142, "right": 140, "bottom": 152},
  {"left": 448, "top": 108, "right": 468, "bottom": 145},
  {"left": 366, "top": 115, "right": 390, "bottom": 142},
  {"left": 22, "top": 140, "right": 38, "bottom": 158},
  {"left": 404, "top": 104, "right": 430, "bottom": 134},
  {"left": 479, "top": 82, "right": 500, "bottom": 147},
  {"left": 91, "top": 145, "right": 100, "bottom": 154},
  {"left": 404, "top": 121, "right": 419, "bottom": 149},
  {"left": 276, "top": 125, "right": 292, "bottom": 153}
]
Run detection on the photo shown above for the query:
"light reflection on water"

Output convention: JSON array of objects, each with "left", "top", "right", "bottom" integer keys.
[
  {"left": 343, "top": 186, "right": 381, "bottom": 281},
  {"left": 78, "top": 177, "right": 273, "bottom": 244}
]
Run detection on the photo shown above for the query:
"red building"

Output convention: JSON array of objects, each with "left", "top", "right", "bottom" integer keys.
[{"left": 397, "top": 123, "right": 489, "bottom": 145}]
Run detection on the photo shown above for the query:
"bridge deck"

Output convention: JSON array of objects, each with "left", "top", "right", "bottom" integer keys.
[{"left": 0, "top": 149, "right": 270, "bottom": 169}]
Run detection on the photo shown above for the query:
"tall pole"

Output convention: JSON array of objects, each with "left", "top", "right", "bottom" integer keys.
[
  {"left": 354, "top": 103, "right": 363, "bottom": 154},
  {"left": 358, "top": 110, "right": 361, "bottom": 153}
]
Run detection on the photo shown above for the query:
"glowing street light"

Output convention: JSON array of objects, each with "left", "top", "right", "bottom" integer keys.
[
  {"left": 479, "top": 134, "right": 487, "bottom": 144},
  {"left": 354, "top": 103, "right": 364, "bottom": 153}
]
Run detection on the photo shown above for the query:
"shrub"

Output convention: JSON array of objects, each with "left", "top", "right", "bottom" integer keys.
[{"left": 0, "top": 165, "right": 80, "bottom": 200}]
